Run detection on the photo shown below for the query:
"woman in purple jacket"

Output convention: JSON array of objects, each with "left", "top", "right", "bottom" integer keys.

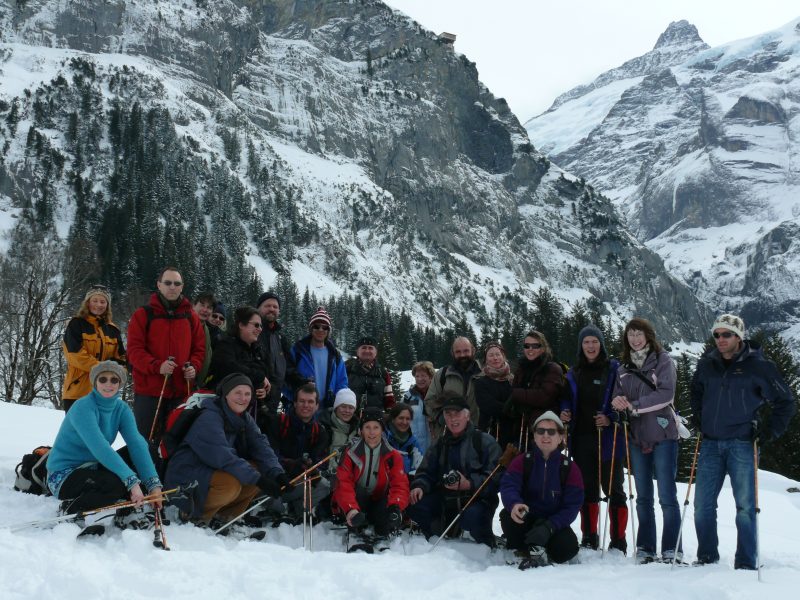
[
  {"left": 611, "top": 317, "right": 680, "bottom": 564},
  {"left": 500, "top": 411, "right": 584, "bottom": 568}
]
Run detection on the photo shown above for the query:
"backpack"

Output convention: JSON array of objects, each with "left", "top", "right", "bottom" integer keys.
[
  {"left": 158, "top": 393, "right": 216, "bottom": 460},
  {"left": 14, "top": 446, "right": 52, "bottom": 496},
  {"left": 141, "top": 304, "right": 194, "bottom": 335},
  {"left": 521, "top": 451, "right": 572, "bottom": 493}
]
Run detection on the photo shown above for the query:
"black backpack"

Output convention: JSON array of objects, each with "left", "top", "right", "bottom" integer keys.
[{"left": 14, "top": 446, "right": 52, "bottom": 496}]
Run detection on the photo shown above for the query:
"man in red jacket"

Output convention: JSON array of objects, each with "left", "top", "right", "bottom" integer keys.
[{"left": 127, "top": 266, "right": 205, "bottom": 445}]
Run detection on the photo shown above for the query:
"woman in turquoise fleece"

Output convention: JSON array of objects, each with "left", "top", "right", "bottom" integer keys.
[{"left": 47, "top": 360, "right": 162, "bottom": 513}]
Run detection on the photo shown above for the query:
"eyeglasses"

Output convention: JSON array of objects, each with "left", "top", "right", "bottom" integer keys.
[
  {"left": 161, "top": 280, "right": 183, "bottom": 287},
  {"left": 211, "top": 313, "right": 225, "bottom": 321},
  {"left": 248, "top": 321, "right": 263, "bottom": 329},
  {"left": 97, "top": 376, "right": 121, "bottom": 385},
  {"left": 311, "top": 324, "right": 330, "bottom": 331},
  {"left": 534, "top": 427, "right": 559, "bottom": 436},
  {"left": 523, "top": 343, "right": 543, "bottom": 350},
  {"left": 713, "top": 331, "right": 735, "bottom": 339}
]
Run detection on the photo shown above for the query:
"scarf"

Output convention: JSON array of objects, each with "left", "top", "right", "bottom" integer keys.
[
  {"left": 483, "top": 361, "right": 512, "bottom": 382},
  {"left": 630, "top": 345, "right": 650, "bottom": 370}
]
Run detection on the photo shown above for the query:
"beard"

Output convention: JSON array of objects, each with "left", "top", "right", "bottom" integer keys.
[{"left": 455, "top": 355, "right": 474, "bottom": 370}]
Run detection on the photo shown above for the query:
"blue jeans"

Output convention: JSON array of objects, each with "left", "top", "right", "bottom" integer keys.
[
  {"left": 630, "top": 440, "right": 680, "bottom": 558},
  {"left": 693, "top": 439, "right": 757, "bottom": 568}
]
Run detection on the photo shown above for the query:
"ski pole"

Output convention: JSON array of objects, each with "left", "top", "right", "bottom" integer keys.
[
  {"left": 153, "top": 506, "right": 170, "bottom": 551},
  {"left": 308, "top": 476, "right": 314, "bottom": 551},
  {"left": 754, "top": 438, "right": 761, "bottom": 582},
  {"left": 672, "top": 434, "right": 701, "bottom": 569},
  {"left": 518, "top": 414, "right": 525, "bottom": 449},
  {"left": 214, "top": 451, "right": 338, "bottom": 535},
  {"left": 9, "top": 486, "right": 186, "bottom": 532},
  {"left": 302, "top": 471, "right": 308, "bottom": 549},
  {"left": 622, "top": 414, "right": 636, "bottom": 559},
  {"left": 597, "top": 419, "right": 603, "bottom": 511},
  {"left": 184, "top": 361, "right": 192, "bottom": 398},
  {"left": 429, "top": 444, "right": 518, "bottom": 552},
  {"left": 601, "top": 420, "right": 619, "bottom": 557},
  {"left": 149, "top": 356, "right": 175, "bottom": 442}
]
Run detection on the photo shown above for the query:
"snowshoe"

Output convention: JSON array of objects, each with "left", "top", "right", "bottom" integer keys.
[{"left": 77, "top": 524, "right": 106, "bottom": 538}]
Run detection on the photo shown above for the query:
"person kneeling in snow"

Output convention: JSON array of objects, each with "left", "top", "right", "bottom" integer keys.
[
  {"left": 499, "top": 411, "right": 583, "bottom": 568},
  {"left": 406, "top": 392, "right": 502, "bottom": 546},
  {"left": 332, "top": 408, "right": 409, "bottom": 535},
  {"left": 47, "top": 361, "right": 163, "bottom": 518},
  {"left": 164, "top": 373, "right": 289, "bottom": 524}
]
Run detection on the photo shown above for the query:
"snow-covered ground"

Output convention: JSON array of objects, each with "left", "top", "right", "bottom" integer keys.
[{"left": 1, "top": 401, "right": 799, "bottom": 600}]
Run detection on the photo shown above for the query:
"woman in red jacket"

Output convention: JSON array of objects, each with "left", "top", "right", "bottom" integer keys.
[{"left": 332, "top": 407, "right": 409, "bottom": 535}]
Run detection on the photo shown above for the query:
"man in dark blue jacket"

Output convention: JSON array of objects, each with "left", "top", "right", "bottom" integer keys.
[
  {"left": 407, "top": 392, "right": 501, "bottom": 546},
  {"left": 691, "top": 314, "right": 796, "bottom": 570}
]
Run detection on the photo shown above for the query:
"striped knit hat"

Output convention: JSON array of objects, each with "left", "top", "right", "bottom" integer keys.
[{"left": 308, "top": 306, "right": 332, "bottom": 329}]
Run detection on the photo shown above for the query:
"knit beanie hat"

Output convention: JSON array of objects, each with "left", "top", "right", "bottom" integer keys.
[
  {"left": 90, "top": 360, "right": 127, "bottom": 388},
  {"left": 333, "top": 388, "right": 357, "bottom": 409},
  {"left": 213, "top": 302, "right": 226, "bottom": 317},
  {"left": 84, "top": 285, "right": 111, "bottom": 305},
  {"left": 711, "top": 314, "right": 745, "bottom": 339},
  {"left": 256, "top": 291, "right": 281, "bottom": 309},
  {"left": 533, "top": 410, "right": 565, "bottom": 432},
  {"left": 483, "top": 340, "right": 506, "bottom": 357},
  {"left": 360, "top": 407, "right": 385, "bottom": 429},
  {"left": 577, "top": 324, "right": 606, "bottom": 358},
  {"left": 356, "top": 335, "right": 377, "bottom": 349},
  {"left": 217, "top": 373, "right": 254, "bottom": 398},
  {"left": 308, "top": 306, "right": 332, "bottom": 329}
]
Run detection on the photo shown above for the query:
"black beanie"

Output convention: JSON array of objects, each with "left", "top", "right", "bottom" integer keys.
[
  {"left": 577, "top": 324, "right": 607, "bottom": 358},
  {"left": 360, "top": 407, "right": 385, "bottom": 429},
  {"left": 256, "top": 291, "right": 281, "bottom": 309},
  {"left": 217, "top": 373, "right": 254, "bottom": 398}
]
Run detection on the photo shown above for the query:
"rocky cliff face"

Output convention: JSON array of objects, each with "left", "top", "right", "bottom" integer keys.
[
  {"left": 0, "top": 0, "right": 709, "bottom": 340},
  {"left": 526, "top": 18, "right": 800, "bottom": 340}
]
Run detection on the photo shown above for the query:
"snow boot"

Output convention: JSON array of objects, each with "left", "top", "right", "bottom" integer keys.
[
  {"left": 579, "top": 502, "right": 600, "bottom": 549},
  {"left": 608, "top": 505, "right": 628, "bottom": 554}
]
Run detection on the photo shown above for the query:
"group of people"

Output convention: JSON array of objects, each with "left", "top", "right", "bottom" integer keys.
[{"left": 46, "top": 265, "right": 796, "bottom": 570}]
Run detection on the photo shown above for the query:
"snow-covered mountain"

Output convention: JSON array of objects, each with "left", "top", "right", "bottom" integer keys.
[
  {"left": 526, "top": 18, "right": 800, "bottom": 341},
  {"left": 0, "top": 0, "right": 709, "bottom": 340}
]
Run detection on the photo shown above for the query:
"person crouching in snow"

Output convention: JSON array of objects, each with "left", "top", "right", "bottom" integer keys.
[
  {"left": 332, "top": 407, "right": 409, "bottom": 536},
  {"left": 165, "top": 373, "right": 289, "bottom": 524},
  {"left": 499, "top": 411, "right": 584, "bottom": 568},
  {"left": 47, "top": 361, "right": 163, "bottom": 518}
]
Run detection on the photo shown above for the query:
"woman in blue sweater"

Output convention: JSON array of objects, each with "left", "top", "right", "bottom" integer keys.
[{"left": 47, "top": 361, "right": 162, "bottom": 513}]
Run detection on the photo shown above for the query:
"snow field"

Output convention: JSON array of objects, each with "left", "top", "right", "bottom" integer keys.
[{"left": 1, "top": 402, "right": 799, "bottom": 600}]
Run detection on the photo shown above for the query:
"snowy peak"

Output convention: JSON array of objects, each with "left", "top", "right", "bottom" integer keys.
[{"left": 653, "top": 20, "right": 704, "bottom": 50}]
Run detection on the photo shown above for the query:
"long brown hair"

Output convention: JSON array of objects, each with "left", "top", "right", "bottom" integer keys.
[
  {"left": 522, "top": 330, "right": 553, "bottom": 363},
  {"left": 621, "top": 317, "right": 662, "bottom": 364}
]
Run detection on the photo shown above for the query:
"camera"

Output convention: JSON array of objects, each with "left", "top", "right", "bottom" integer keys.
[{"left": 442, "top": 470, "right": 461, "bottom": 486}]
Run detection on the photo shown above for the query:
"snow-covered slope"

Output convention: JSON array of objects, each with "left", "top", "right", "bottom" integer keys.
[
  {"left": 526, "top": 18, "right": 800, "bottom": 341},
  {"left": 0, "top": 0, "right": 708, "bottom": 340},
  {"left": 2, "top": 401, "right": 800, "bottom": 599}
]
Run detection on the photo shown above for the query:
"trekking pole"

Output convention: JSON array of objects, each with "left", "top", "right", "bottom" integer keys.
[
  {"left": 597, "top": 418, "right": 603, "bottom": 514},
  {"left": 672, "top": 434, "right": 701, "bottom": 569},
  {"left": 754, "top": 438, "right": 762, "bottom": 582},
  {"left": 302, "top": 471, "right": 309, "bottom": 550},
  {"left": 214, "top": 451, "right": 338, "bottom": 536},
  {"left": 429, "top": 444, "right": 518, "bottom": 552},
  {"left": 308, "top": 476, "right": 314, "bottom": 551},
  {"left": 518, "top": 414, "right": 525, "bottom": 449},
  {"left": 153, "top": 505, "right": 170, "bottom": 551},
  {"left": 622, "top": 415, "right": 637, "bottom": 558},
  {"left": 9, "top": 485, "right": 186, "bottom": 532},
  {"left": 149, "top": 356, "right": 175, "bottom": 442},
  {"left": 601, "top": 421, "right": 619, "bottom": 557},
  {"left": 184, "top": 361, "right": 192, "bottom": 398}
]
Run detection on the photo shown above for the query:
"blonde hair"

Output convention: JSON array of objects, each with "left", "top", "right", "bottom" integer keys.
[
  {"left": 76, "top": 294, "right": 113, "bottom": 322},
  {"left": 411, "top": 360, "right": 435, "bottom": 378}
]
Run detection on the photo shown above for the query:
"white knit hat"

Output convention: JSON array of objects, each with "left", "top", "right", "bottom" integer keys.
[
  {"left": 333, "top": 388, "right": 357, "bottom": 409},
  {"left": 711, "top": 314, "right": 745, "bottom": 339}
]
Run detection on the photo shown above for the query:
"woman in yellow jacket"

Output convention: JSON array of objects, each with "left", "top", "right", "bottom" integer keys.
[{"left": 62, "top": 286, "right": 126, "bottom": 412}]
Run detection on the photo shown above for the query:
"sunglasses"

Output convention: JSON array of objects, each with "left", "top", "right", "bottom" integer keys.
[
  {"left": 311, "top": 324, "right": 330, "bottom": 331},
  {"left": 97, "top": 376, "right": 121, "bottom": 385},
  {"left": 160, "top": 280, "right": 183, "bottom": 287},
  {"left": 523, "top": 343, "right": 543, "bottom": 350},
  {"left": 713, "top": 331, "right": 736, "bottom": 339},
  {"left": 248, "top": 321, "right": 263, "bottom": 329},
  {"left": 534, "top": 427, "right": 559, "bottom": 436},
  {"left": 210, "top": 313, "right": 225, "bottom": 321}
]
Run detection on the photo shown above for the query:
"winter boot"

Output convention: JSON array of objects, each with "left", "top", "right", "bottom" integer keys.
[
  {"left": 579, "top": 503, "right": 600, "bottom": 549},
  {"left": 518, "top": 546, "right": 549, "bottom": 570},
  {"left": 608, "top": 505, "right": 628, "bottom": 554},
  {"left": 114, "top": 506, "right": 152, "bottom": 530}
]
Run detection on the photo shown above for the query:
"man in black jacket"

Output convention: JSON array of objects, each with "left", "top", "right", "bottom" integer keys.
[
  {"left": 345, "top": 336, "right": 396, "bottom": 412},
  {"left": 691, "top": 313, "right": 796, "bottom": 570},
  {"left": 256, "top": 291, "right": 301, "bottom": 413}
]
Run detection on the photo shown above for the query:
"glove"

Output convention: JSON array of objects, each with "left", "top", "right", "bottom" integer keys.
[
  {"left": 276, "top": 473, "right": 292, "bottom": 491},
  {"left": 387, "top": 505, "right": 403, "bottom": 531},
  {"left": 524, "top": 519, "right": 554, "bottom": 548},
  {"left": 753, "top": 418, "right": 772, "bottom": 443},
  {"left": 349, "top": 511, "right": 366, "bottom": 529},
  {"left": 257, "top": 475, "right": 282, "bottom": 498}
]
